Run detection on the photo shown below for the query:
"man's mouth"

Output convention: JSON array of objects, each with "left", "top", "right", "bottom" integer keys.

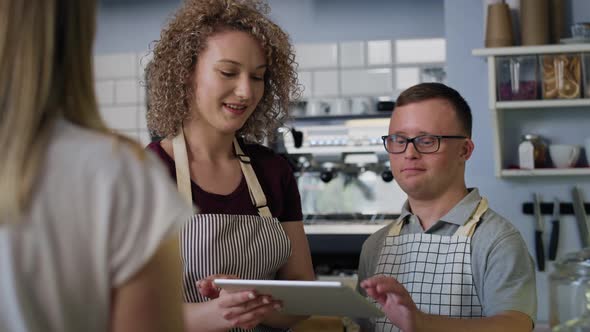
[{"left": 401, "top": 167, "right": 426, "bottom": 173}]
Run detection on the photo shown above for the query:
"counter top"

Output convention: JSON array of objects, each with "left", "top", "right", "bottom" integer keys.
[{"left": 304, "top": 222, "right": 389, "bottom": 235}]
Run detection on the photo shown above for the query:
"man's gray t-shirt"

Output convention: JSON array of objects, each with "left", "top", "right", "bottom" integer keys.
[{"left": 357, "top": 188, "right": 536, "bottom": 322}]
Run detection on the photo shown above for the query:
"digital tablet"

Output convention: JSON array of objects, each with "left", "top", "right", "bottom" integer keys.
[{"left": 213, "top": 279, "right": 383, "bottom": 318}]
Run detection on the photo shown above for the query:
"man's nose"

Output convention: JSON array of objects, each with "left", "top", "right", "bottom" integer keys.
[{"left": 404, "top": 141, "right": 420, "bottom": 159}]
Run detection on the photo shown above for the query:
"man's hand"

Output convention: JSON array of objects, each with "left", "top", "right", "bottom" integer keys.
[
  {"left": 361, "top": 274, "right": 423, "bottom": 332},
  {"left": 197, "top": 274, "right": 239, "bottom": 299}
]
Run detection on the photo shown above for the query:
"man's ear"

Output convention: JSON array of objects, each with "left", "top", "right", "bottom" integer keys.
[{"left": 460, "top": 138, "right": 475, "bottom": 161}]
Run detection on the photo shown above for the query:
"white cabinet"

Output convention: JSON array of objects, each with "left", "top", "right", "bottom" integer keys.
[{"left": 473, "top": 44, "right": 590, "bottom": 178}]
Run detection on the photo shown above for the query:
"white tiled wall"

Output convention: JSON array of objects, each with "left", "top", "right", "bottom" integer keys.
[
  {"left": 298, "top": 71, "right": 313, "bottom": 98},
  {"left": 341, "top": 69, "right": 392, "bottom": 96},
  {"left": 93, "top": 37, "right": 446, "bottom": 136},
  {"left": 312, "top": 71, "right": 339, "bottom": 97},
  {"left": 367, "top": 40, "right": 392, "bottom": 66},
  {"left": 94, "top": 52, "right": 151, "bottom": 146},
  {"left": 395, "top": 67, "right": 421, "bottom": 90},
  {"left": 295, "top": 43, "right": 338, "bottom": 69},
  {"left": 339, "top": 41, "right": 365, "bottom": 67},
  {"left": 295, "top": 38, "right": 446, "bottom": 99},
  {"left": 94, "top": 53, "right": 138, "bottom": 80},
  {"left": 395, "top": 38, "right": 446, "bottom": 64}
]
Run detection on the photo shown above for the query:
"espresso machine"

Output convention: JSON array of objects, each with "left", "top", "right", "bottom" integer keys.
[{"left": 276, "top": 116, "right": 407, "bottom": 281}]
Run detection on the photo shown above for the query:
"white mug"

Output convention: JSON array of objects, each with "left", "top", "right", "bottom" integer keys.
[{"left": 549, "top": 144, "right": 581, "bottom": 168}]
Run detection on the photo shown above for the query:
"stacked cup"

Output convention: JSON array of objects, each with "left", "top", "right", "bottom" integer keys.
[{"left": 485, "top": 2, "right": 514, "bottom": 47}]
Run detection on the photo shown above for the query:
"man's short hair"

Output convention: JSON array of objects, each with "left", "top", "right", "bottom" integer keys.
[{"left": 395, "top": 83, "right": 473, "bottom": 137}]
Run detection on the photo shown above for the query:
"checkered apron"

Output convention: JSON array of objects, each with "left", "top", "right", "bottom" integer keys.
[
  {"left": 172, "top": 128, "right": 292, "bottom": 332},
  {"left": 372, "top": 198, "right": 489, "bottom": 332}
]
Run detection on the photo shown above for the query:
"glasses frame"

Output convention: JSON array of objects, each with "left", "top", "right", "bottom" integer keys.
[{"left": 381, "top": 134, "right": 468, "bottom": 154}]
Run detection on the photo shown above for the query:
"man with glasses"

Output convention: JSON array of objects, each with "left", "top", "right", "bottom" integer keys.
[{"left": 356, "top": 83, "right": 535, "bottom": 332}]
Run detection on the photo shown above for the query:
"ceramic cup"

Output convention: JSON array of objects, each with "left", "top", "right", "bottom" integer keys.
[
  {"left": 331, "top": 98, "right": 351, "bottom": 115},
  {"left": 549, "top": 144, "right": 581, "bottom": 168}
]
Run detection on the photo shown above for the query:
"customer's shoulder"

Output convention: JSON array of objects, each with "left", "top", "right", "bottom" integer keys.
[{"left": 50, "top": 120, "right": 159, "bottom": 179}]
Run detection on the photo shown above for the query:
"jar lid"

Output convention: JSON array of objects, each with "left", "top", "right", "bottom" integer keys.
[
  {"left": 522, "top": 134, "right": 541, "bottom": 141},
  {"left": 553, "top": 248, "right": 590, "bottom": 277}
]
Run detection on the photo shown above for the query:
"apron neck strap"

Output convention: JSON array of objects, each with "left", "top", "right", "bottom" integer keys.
[
  {"left": 170, "top": 127, "right": 271, "bottom": 218},
  {"left": 172, "top": 126, "right": 196, "bottom": 213},
  {"left": 232, "top": 138, "right": 272, "bottom": 218},
  {"left": 387, "top": 197, "right": 489, "bottom": 237},
  {"left": 453, "top": 197, "right": 488, "bottom": 237},
  {"left": 388, "top": 217, "right": 405, "bottom": 236}
]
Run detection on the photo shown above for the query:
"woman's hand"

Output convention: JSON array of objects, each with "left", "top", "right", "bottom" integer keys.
[
  {"left": 197, "top": 274, "right": 238, "bottom": 299},
  {"left": 361, "top": 274, "right": 422, "bottom": 332},
  {"left": 193, "top": 275, "right": 282, "bottom": 330},
  {"left": 213, "top": 290, "right": 282, "bottom": 330}
]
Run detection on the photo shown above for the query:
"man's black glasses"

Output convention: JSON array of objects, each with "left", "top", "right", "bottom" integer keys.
[{"left": 381, "top": 134, "right": 467, "bottom": 154}]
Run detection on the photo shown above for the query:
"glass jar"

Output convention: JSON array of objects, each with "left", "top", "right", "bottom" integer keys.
[
  {"left": 541, "top": 53, "right": 582, "bottom": 99},
  {"left": 496, "top": 55, "right": 539, "bottom": 101},
  {"left": 518, "top": 134, "right": 548, "bottom": 169},
  {"left": 550, "top": 249, "right": 590, "bottom": 331},
  {"left": 582, "top": 53, "right": 590, "bottom": 98}
]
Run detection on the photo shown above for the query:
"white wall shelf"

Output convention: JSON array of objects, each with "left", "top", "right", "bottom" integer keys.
[
  {"left": 500, "top": 168, "right": 590, "bottom": 177},
  {"left": 473, "top": 44, "right": 590, "bottom": 57},
  {"left": 473, "top": 43, "right": 590, "bottom": 178},
  {"left": 495, "top": 99, "right": 590, "bottom": 109}
]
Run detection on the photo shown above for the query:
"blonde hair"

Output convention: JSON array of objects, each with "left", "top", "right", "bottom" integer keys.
[
  {"left": 0, "top": 0, "right": 135, "bottom": 221},
  {"left": 146, "top": 0, "right": 301, "bottom": 143}
]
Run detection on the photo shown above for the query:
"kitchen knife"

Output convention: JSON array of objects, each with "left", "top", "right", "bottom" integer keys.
[
  {"left": 548, "top": 198, "right": 560, "bottom": 261},
  {"left": 533, "top": 193, "right": 545, "bottom": 271},
  {"left": 572, "top": 186, "right": 590, "bottom": 248}
]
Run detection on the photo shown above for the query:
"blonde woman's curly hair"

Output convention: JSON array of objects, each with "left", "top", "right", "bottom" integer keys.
[{"left": 145, "top": 0, "right": 300, "bottom": 143}]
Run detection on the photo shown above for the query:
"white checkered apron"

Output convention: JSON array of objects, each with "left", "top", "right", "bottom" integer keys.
[
  {"left": 372, "top": 198, "right": 489, "bottom": 332},
  {"left": 173, "top": 129, "right": 292, "bottom": 332}
]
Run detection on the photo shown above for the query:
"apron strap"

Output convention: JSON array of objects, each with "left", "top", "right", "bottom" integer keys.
[
  {"left": 171, "top": 128, "right": 271, "bottom": 218},
  {"left": 172, "top": 126, "right": 196, "bottom": 212},
  {"left": 387, "top": 217, "right": 405, "bottom": 236},
  {"left": 453, "top": 197, "right": 489, "bottom": 237},
  {"left": 387, "top": 197, "right": 489, "bottom": 238},
  {"left": 233, "top": 138, "right": 272, "bottom": 218}
]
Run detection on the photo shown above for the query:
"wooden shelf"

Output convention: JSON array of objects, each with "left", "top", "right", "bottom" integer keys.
[
  {"left": 473, "top": 44, "right": 590, "bottom": 57},
  {"left": 474, "top": 42, "right": 590, "bottom": 178},
  {"left": 495, "top": 99, "right": 590, "bottom": 109},
  {"left": 500, "top": 168, "right": 590, "bottom": 177}
]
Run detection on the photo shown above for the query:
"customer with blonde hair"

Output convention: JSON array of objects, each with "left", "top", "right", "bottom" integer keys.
[
  {"left": 0, "top": 0, "right": 191, "bottom": 331},
  {"left": 146, "top": 0, "right": 315, "bottom": 330}
]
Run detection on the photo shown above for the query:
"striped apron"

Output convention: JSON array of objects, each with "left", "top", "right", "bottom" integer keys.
[
  {"left": 172, "top": 128, "right": 292, "bottom": 332},
  {"left": 372, "top": 198, "right": 489, "bottom": 332}
]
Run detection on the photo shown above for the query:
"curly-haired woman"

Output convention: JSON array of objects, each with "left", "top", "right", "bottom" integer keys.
[{"left": 145, "top": 0, "right": 315, "bottom": 330}]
